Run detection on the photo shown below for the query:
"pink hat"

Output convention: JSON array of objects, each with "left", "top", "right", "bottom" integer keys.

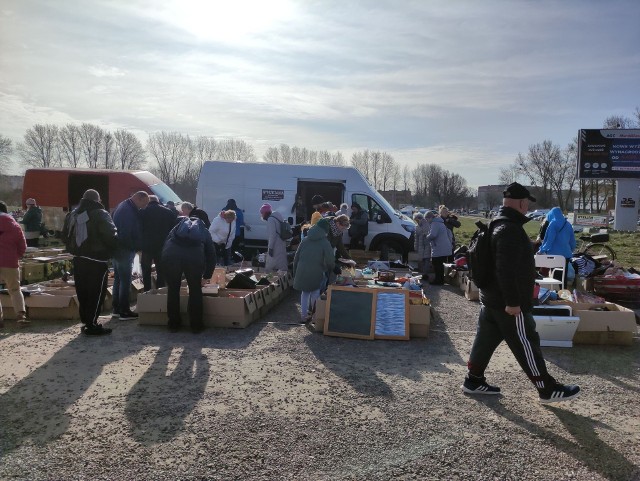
[{"left": 259, "top": 203, "right": 272, "bottom": 215}]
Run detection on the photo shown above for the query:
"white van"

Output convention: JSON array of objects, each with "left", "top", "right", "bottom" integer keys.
[{"left": 196, "top": 161, "right": 416, "bottom": 260}]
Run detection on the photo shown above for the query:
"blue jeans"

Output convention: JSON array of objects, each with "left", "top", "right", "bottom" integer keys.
[
  {"left": 112, "top": 250, "right": 135, "bottom": 314},
  {"left": 300, "top": 289, "right": 320, "bottom": 320}
]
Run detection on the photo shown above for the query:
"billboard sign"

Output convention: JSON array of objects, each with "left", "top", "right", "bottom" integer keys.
[
  {"left": 577, "top": 129, "right": 640, "bottom": 179},
  {"left": 567, "top": 212, "right": 611, "bottom": 228}
]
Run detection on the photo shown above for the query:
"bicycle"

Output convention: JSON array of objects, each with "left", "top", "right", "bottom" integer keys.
[{"left": 573, "top": 232, "right": 616, "bottom": 264}]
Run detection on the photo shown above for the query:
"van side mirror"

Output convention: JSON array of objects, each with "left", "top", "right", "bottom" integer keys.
[
  {"left": 376, "top": 213, "right": 383, "bottom": 224},
  {"left": 288, "top": 216, "right": 294, "bottom": 225}
]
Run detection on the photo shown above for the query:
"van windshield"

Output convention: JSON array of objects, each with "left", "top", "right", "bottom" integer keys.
[{"left": 150, "top": 182, "right": 181, "bottom": 204}]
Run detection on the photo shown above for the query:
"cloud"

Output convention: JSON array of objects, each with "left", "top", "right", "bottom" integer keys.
[{"left": 88, "top": 64, "right": 125, "bottom": 78}]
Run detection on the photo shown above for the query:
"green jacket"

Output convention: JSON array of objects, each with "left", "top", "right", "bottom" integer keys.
[
  {"left": 21, "top": 206, "right": 42, "bottom": 232},
  {"left": 293, "top": 225, "right": 335, "bottom": 292}
]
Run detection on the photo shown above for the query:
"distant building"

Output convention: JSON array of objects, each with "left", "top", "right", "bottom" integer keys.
[
  {"left": 477, "top": 185, "right": 507, "bottom": 211},
  {"left": 379, "top": 189, "right": 412, "bottom": 209}
]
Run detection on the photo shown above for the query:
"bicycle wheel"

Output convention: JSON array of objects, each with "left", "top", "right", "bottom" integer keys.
[{"left": 584, "top": 243, "right": 616, "bottom": 263}]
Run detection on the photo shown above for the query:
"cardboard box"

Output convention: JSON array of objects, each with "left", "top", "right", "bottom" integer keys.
[
  {"left": 533, "top": 315, "right": 580, "bottom": 348},
  {"left": 22, "top": 263, "right": 46, "bottom": 284},
  {"left": 465, "top": 278, "right": 479, "bottom": 301},
  {"left": 409, "top": 304, "right": 432, "bottom": 338},
  {"left": 312, "top": 298, "right": 327, "bottom": 332},
  {"left": 202, "top": 290, "right": 258, "bottom": 328},
  {"left": 548, "top": 300, "right": 637, "bottom": 346},
  {"left": 26, "top": 288, "right": 80, "bottom": 320},
  {"left": 136, "top": 287, "right": 189, "bottom": 325}
]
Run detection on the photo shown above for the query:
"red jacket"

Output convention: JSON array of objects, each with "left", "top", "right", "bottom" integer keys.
[{"left": 0, "top": 213, "right": 27, "bottom": 268}]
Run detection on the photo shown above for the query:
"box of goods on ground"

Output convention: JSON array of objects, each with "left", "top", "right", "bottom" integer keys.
[
  {"left": 0, "top": 284, "right": 79, "bottom": 321},
  {"left": 135, "top": 268, "right": 291, "bottom": 329},
  {"left": 547, "top": 300, "right": 638, "bottom": 346},
  {"left": 20, "top": 250, "right": 73, "bottom": 285}
]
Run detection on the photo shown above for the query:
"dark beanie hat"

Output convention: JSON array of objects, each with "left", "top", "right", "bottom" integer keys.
[{"left": 311, "top": 194, "right": 324, "bottom": 206}]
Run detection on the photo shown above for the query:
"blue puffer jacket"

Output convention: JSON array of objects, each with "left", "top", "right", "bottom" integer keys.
[
  {"left": 537, "top": 207, "right": 576, "bottom": 259},
  {"left": 426, "top": 217, "right": 453, "bottom": 258}
]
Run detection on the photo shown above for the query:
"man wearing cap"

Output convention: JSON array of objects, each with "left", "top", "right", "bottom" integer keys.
[
  {"left": 462, "top": 182, "right": 581, "bottom": 404},
  {"left": 63, "top": 189, "right": 118, "bottom": 335},
  {"left": 21, "top": 198, "right": 43, "bottom": 247}
]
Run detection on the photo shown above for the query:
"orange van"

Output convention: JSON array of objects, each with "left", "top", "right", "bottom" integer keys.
[{"left": 22, "top": 168, "right": 181, "bottom": 232}]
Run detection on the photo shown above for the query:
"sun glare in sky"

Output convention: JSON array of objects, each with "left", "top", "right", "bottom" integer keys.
[{"left": 166, "top": 0, "right": 294, "bottom": 42}]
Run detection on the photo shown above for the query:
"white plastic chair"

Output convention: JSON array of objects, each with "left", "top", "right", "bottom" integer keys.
[{"left": 535, "top": 255, "right": 566, "bottom": 291}]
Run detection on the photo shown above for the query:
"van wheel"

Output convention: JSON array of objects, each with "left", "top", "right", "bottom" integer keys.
[{"left": 379, "top": 240, "right": 405, "bottom": 262}]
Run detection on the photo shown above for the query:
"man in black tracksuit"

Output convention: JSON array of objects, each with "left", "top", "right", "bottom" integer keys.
[
  {"left": 63, "top": 189, "right": 118, "bottom": 336},
  {"left": 140, "top": 196, "right": 178, "bottom": 291},
  {"left": 462, "top": 183, "right": 581, "bottom": 404}
]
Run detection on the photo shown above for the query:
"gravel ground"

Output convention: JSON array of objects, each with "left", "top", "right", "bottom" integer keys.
[{"left": 0, "top": 285, "right": 639, "bottom": 481}]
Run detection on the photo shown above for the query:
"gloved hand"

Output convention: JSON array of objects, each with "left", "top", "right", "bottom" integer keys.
[
  {"left": 268, "top": 249, "right": 274, "bottom": 257},
  {"left": 333, "top": 265, "right": 342, "bottom": 275}
]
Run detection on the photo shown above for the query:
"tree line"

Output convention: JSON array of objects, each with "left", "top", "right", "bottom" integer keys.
[
  {"left": 1, "top": 124, "right": 473, "bottom": 206},
  {"left": 499, "top": 108, "right": 640, "bottom": 212}
]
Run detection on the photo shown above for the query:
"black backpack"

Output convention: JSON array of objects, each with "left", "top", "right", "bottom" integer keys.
[
  {"left": 467, "top": 218, "right": 504, "bottom": 289},
  {"left": 278, "top": 219, "right": 293, "bottom": 240},
  {"left": 62, "top": 211, "right": 80, "bottom": 255}
]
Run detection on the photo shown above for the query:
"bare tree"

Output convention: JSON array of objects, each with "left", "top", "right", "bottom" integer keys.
[
  {"left": 351, "top": 150, "right": 372, "bottom": 183},
  {"left": 514, "top": 140, "right": 561, "bottom": 207},
  {"left": 634, "top": 106, "right": 640, "bottom": 127},
  {"left": 549, "top": 138, "right": 578, "bottom": 212},
  {"left": 114, "top": 130, "right": 146, "bottom": 170},
  {"left": 498, "top": 165, "right": 519, "bottom": 185},
  {"left": 0, "top": 134, "right": 12, "bottom": 171},
  {"left": 57, "top": 124, "right": 83, "bottom": 168},
  {"left": 379, "top": 153, "right": 396, "bottom": 191},
  {"left": 78, "top": 123, "right": 105, "bottom": 168},
  {"left": 146, "top": 131, "right": 195, "bottom": 185},
  {"left": 102, "top": 131, "right": 116, "bottom": 169},
  {"left": 263, "top": 146, "right": 280, "bottom": 163},
  {"left": 402, "top": 164, "right": 410, "bottom": 191},
  {"left": 17, "top": 124, "right": 60, "bottom": 168},
  {"left": 603, "top": 115, "right": 634, "bottom": 129},
  {"left": 217, "top": 138, "right": 255, "bottom": 161}
]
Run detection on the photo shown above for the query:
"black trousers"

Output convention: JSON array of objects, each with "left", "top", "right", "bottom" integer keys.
[
  {"left": 164, "top": 255, "right": 204, "bottom": 330},
  {"left": 73, "top": 256, "right": 109, "bottom": 327},
  {"left": 141, "top": 248, "right": 165, "bottom": 291},
  {"left": 431, "top": 256, "right": 447, "bottom": 284},
  {"left": 468, "top": 305, "right": 555, "bottom": 392}
]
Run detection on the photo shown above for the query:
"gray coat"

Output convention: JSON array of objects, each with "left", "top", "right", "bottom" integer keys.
[
  {"left": 292, "top": 225, "right": 335, "bottom": 292},
  {"left": 414, "top": 219, "right": 431, "bottom": 259},
  {"left": 426, "top": 217, "right": 453, "bottom": 258},
  {"left": 265, "top": 211, "right": 289, "bottom": 272}
]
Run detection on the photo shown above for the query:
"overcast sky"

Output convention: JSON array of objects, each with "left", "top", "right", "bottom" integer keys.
[{"left": 1, "top": 0, "right": 639, "bottom": 187}]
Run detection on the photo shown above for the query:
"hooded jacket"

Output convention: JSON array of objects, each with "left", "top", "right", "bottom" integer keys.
[
  {"left": 162, "top": 218, "right": 216, "bottom": 280},
  {"left": 426, "top": 217, "right": 453, "bottom": 258},
  {"left": 537, "top": 207, "right": 576, "bottom": 260},
  {"left": 0, "top": 213, "right": 27, "bottom": 268},
  {"left": 64, "top": 198, "right": 118, "bottom": 261},
  {"left": 293, "top": 224, "right": 335, "bottom": 292},
  {"left": 479, "top": 206, "right": 536, "bottom": 311}
]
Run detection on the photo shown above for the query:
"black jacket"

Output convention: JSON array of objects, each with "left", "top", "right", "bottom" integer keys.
[
  {"left": 479, "top": 206, "right": 536, "bottom": 311},
  {"left": 66, "top": 199, "right": 118, "bottom": 261},
  {"left": 141, "top": 201, "right": 178, "bottom": 252}
]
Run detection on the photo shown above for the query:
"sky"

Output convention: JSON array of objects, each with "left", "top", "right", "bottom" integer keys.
[{"left": 1, "top": 0, "right": 639, "bottom": 188}]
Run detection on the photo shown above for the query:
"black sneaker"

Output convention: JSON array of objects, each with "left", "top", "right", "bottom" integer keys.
[
  {"left": 539, "top": 384, "right": 581, "bottom": 404},
  {"left": 462, "top": 376, "right": 501, "bottom": 395},
  {"left": 84, "top": 324, "right": 112, "bottom": 336},
  {"left": 119, "top": 311, "right": 139, "bottom": 321}
]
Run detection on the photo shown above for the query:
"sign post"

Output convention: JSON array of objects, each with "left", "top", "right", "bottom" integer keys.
[{"left": 577, "top": 129, "right": 640, "bottom": 231}]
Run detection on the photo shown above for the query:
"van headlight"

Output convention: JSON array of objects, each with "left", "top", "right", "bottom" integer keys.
[{"left": 402, "top": 223, "right": 415, "bottom": 233}]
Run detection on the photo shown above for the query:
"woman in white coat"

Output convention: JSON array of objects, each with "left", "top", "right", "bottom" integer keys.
[
  {"left": 260, "top": 203, "right": 289, "bottom": 272},
  {"left": 209, "top": 210, "right": 236, "bottom": 265}
]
